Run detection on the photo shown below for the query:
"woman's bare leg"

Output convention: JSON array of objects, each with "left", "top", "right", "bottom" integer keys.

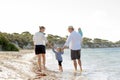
[
  {"left": 42, "top": 54, "right": 46, "bottom": 70},
  {"left": 37, "top": 54, "right": 41, "bottom": 71}
]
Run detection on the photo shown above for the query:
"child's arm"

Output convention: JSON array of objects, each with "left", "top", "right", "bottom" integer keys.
[
  {"left": 60, "top": 50, "right": 64, "bottom": 55},
  {"left": 52, "top": 47, "right": 57, "bottom": 54},
  {"left": 50, "top": 44, "right": 57, "bottom": 54},
  {"left": 61, "top": 52, "right": 64, "bottom": 55}
]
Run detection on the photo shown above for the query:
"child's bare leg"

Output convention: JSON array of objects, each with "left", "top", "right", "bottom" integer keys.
[
  {"left": 60, "top": 66, "right": 63, "bottom": 72},
  {"left": 58, "top": 61, "right": 63, "bottom": 72},
  {"left": 59, "top": 66, "right": 63, "bottom": 72},
  {"left": 59, "top": 66, "right": 61, "bottom": 70}
]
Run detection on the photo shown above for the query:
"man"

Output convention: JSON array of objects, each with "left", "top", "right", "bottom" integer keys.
[
  {"left": 33, "top": 26, "right": 48, "bottom": 72},
  {"left": 63, "top": 26, "right": 82, "bottom": 72}
]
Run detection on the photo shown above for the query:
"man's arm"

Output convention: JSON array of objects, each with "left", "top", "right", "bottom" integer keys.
[{"left": 63, "top": 35, "right": 72, "bottom": 49}]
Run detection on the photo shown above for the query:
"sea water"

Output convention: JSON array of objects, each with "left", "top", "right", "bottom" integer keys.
[{"left": 46, "top": 48, "right": 120, "bottom": 80}]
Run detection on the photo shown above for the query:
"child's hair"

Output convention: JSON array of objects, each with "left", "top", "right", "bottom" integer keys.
[{"left": 57, "top": 47, "right": 63, "bottom": 52}]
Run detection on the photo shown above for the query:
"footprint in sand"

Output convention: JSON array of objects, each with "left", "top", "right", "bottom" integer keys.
[{"left": 33, "top": 72, "right": 47, "bottom": 79}]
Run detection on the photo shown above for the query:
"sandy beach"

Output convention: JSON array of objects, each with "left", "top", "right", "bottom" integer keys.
[{"left": 0, "top": 50, "right": 58, "bottom": 80}]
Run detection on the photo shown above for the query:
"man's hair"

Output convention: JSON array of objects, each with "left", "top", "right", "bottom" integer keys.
[
  {"left": 39, "top": 26, "right": 45, "bottom": 30},
  {"left": 68, "top": 26, "right": 74, "bottom": 30}
]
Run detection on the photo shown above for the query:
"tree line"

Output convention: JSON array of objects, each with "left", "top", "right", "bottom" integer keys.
[
  {"left": 82, "top": 37, "right": 120, "bottom": 48},
  {"left": 0, "top": 31, "right": 120, "bottom": 51}
]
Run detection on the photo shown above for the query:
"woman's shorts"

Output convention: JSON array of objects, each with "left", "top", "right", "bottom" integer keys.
[{"left": 35, "top": 45, "right": 46, "bottom": 55}]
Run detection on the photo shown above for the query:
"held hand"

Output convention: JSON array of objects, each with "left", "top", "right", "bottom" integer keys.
[
  {"left": 50, "top": 45, "right": 53, "bottom": 48},
  {"left": 47, "top": 42, "right": 52, "bottom": 48},
  {"left": 62, "top": 46, "right": 66, "bottom": 50}
]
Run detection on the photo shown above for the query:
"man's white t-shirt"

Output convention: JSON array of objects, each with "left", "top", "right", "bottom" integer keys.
[{"left": 64, "top": 31, "right": 82, "bottom": 50}]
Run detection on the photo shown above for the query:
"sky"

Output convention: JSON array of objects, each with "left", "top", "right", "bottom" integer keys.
[{"left": 0, "top": 0, "right": 120, "bottom": 42}]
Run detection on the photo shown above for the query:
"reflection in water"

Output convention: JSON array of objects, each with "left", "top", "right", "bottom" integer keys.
[{"left": 71, "top": 71, "right": 82, "bottom": 80}]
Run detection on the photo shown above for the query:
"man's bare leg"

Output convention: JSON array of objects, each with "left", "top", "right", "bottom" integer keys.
[
  {"left": 73, "top": 60, "right": 77, "bottom": 71},
  {"left": 78, "top": 59, "right": 82, "bottom": 72},
  {"left": 37, "top": 54, "right": 41, "bottom": 71},
  {"left": 42, "top": 54, "right": 46, "bottom": 70}
]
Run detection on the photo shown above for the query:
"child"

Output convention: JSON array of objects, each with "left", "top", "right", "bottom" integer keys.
[{"left": 52, "top": 47, "right": 64, "bottom": 72}]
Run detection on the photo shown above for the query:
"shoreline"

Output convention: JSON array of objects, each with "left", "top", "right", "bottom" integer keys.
[
  {"left": 0, "top": 50, "right": 61, "bottom": 80},
  {"left": 0, "top": 50, "right": 89, "bottom": 80}
]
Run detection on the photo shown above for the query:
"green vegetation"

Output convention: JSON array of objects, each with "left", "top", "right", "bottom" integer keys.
[
  {"left": 47, "top": 34, "right": 66, "bottom": 46},
  {"left": 0, "top": 32, "right": 19, "bottom": 51},
  {"left": 82, "top": 37, "right": 118, "bottom": 48},
  {"left": 1, "top": 32, "right": 33, "bottom": 49},
  {"left": 0, "top": 31, "right": 120, "bottom": 51}
]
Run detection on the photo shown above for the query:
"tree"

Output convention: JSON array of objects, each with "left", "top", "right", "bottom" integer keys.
[
  {"left": 0, "top": 32, "right": 19, "bottom": 51},
  {"left": 20, "top": 31, "right": 33, "bottom": 46},
  {"left": 0, "top": 32, "right": 9, "bottom": 46},
  {"left": 93, "top": 38, "right": 103, "bottom": 44},
  {"left": 47, "top": 34, "right": 66, "bottom": 47},
  {"left": 115, "top": 40, "right": 120, "bottom": 44},
  {"left": 82, "top": 37, "right": 92, "bottom": 44}
]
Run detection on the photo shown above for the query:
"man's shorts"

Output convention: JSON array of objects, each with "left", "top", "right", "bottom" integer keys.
[
  {"left": 35, "top": 45, "right": 46, "bottom": 55},
  {"left": 71, "top": 50, "right": 81, "bottom": 60}
]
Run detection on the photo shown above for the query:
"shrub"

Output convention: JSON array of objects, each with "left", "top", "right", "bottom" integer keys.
[
  {"left": 0, "top": 33, "right": 19, "bottom": 51},
  {"left": 0, "top": 33, "right": 9, "bottom": 45},
  {"left": 4, "top": 43, "right": 19, "bottom": 51}
]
